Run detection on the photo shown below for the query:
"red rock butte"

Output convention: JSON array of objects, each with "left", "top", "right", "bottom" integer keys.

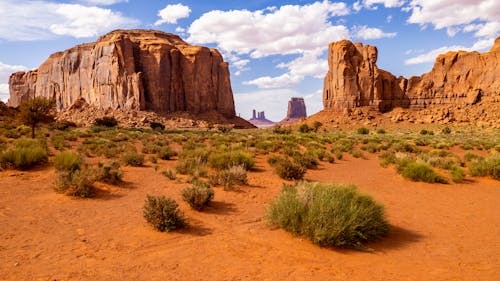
[
  {"left": 8, "top": 29, "right": 236, "bottom": 117},
  {"left": 323, "top": 36, "right": 500, "bottom": 113}
]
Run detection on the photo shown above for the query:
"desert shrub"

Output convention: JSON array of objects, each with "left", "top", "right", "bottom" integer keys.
[
  {"left": 273, "top": 125, "right": 291, "bottom": 135},
  {"left": 356, "top": 127, "right": 370, "bottom": 135},
  {"left": 208, "top": 150, "right": 255, "bottom": 171},
  {"left": 181, "top": 185, "right": 214, "bottom": 211},
  {"left": 214, "top": 165, "right": 248, "bottom": 190},
  {"left": 379, "top": 151, "right": 397, "bottom": 167},
  {"left": 351, "top": 150, "right": 364, "bottom": 159},
  {"left": 143, "top": 195, "right": 186, "bottom": 232},
  {"left": 51, "top": 120, "right": 77, "bottom": 131},
  {"left": 400, "top": 162, "right": 447, "bottom": 183},
  {"left": 293, "top": 151, "right": 318, "bottom": 169},
  {"left": 176, "top": 156, "right": 208, "bottom": 177},
  {"left": 273, "top": 158, "right": 306, "bottom": 180},
  {"left": 54, "top": 151, "right": 82, "bottom": 172},
  {"left": 95, "top": 162, "right": 123, "bottom": 184},
  {"left": 312, "top": 121, "right": 323, "bottom": 132},
  {"left": 361, "top": 143, "right": 380, "bottom": 153},
  {"left": 50, "top": 134, "right": 69, "bottom": 151},
  {"left": 150, "top": 121, "right": 165, "bottom": 131},
  {"left": 122, "top": 152, "right": 144, "bottom": 166},
  {"left": 162, "top": 169, "right": 176, "bottom": 180},
  {"left": 463, "top": 152, "right": 483, "bottom": 162},
  {"left": 266, "top": 182, "right": 389, "bottom": 249},
  {"left": 0, "top": 138, "right": 48, "bottom": 170},
  {"left": 55, "top": 169, "right": 95, "bottom": 198},
  {"left": 299, "top": 124, "right": 313, "bottom": 133},
  {"left": 469, "top": 156, "right": 500, "bottom": 180},
  {"left": 157, "top": 146, "right": 177, "bottom": 160},
  {"left": 420, "top": 129, "right": 429, "bottom": 135},
  {"left": 331, "top": 139, "right": 354, "bottom": 153},
  {"left": 376, "top": 129, "right": 386, "bottom": 134},
  {"left": 450, "top": 166, "right": 466, "bottom": 183},
  {"left": 335, "top": 151, "right": 343, "bottom": 160},
  {"left": 441, "top": 126, "right": 452, "bottom": 134},
  {"left": 392, "top": 142, "right": 419, "bottom": 153},
  {"left": 94, "top": 116, "right": 118, "bottom": 127}
]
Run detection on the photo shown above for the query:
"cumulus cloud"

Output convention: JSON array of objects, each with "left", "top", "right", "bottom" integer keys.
[
  {"left": 406, "top": 0, "right": 500, "bottom": 32},
  {"left": 353, "top": 0, "right": 405, "bottom": 11},
  {"left": 0, "top": 62, "right": 28, "bottom": 102},
  {"left": 0, "top": 0, "right": 138, "bottom": 41},
  {"left": 155, "top": 3, "right": 191, "bottom": 26},
  {"left": 188, "top": 1, "right": 351, "bottom": 89},
  {"left": 234, "top": 89, "right": 323, "bottom": 121},
  {"left": 82, "top": 0, "right": 128, "bottom": 5},
  {"left": 405, "top": 38, "right": 495, "bottom": 65},
  {"left": 188, "top": 0, "right": 350, "bottom": 58},
  {"left": 352, "top": 25, "right": 397, "bottom": 40}
]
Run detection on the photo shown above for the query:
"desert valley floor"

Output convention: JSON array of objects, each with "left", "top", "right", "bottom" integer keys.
[{"left": 1, "top": 147, "right": 499, "bottom": 281}]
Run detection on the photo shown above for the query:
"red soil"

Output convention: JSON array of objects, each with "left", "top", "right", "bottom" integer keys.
[{"left": 1, "top": 154, "right": 499, "bottom": 280}]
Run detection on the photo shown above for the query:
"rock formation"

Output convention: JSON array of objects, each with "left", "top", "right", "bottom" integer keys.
[
  {"left": 323, "top": 36, "right": 500, "bottom": 113},
  {"left": 248, "top": 109, "right": 275, "bottom": 128},
  {"left": 8, "top": 29, "right": 236, "bottom": 117},
  {"left": 278, "top": 97, "right": 307, "bottom": 125}
]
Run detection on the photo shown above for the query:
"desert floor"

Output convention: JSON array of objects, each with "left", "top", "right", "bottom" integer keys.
[{"left": 1, "top": 154, "right": 499, "bottom": 281}]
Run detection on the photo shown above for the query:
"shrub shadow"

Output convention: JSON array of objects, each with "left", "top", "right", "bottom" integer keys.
[
  {"left": 368, "top": 225, "right": 424, "bottom": 252},
  {"left": 203, "top": 200, "right": 238, "bottom": 215},
  {"left": 179, "top": 220, "right": 213, "bottom": 236}
]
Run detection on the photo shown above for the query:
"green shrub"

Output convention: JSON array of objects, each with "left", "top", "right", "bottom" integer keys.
[
  {"left": 379, "top": 151, "right": 397, "bottom": 167},
  {"left": 463, "top": 152, "right": 483, "bottom": 162},
  {"left": 273, "top": 158, "right": 306, "bottom": 180},
  {"left": 293, "top": 151, "right": 318, "bottom": 169},
  {"left": 214, "top": 165, "right": 248, "bottom": 190},
  {"left": 299, "top": 124, "right": 313, "bottom": 133},
  {"left": 356, "top": 127, "right": 370, "bottom": 135},
  {"left": 122, "top": 152, "right": 144, "bottom": 166},
  {"left": 335, "top": 151, "right": 343, "bottom": 160},
  {"left": 0, "top": 138, "right": 48, "bottom": 170},
  {"left": 351, "top": 150, "right": 364, "bottom": 159},
  {"left": 55, "top": 169, "right": 95, "bottom": 198},
  {"left": 150, "top": 121, "right": 165, "bottom": 131},
  {"left": 157, "top": 147, "right": 177, "bottom": 160},
  {"left": 181, "top": 185, "right": 214, "bottom": 211},
  {"left": 400, "top": 162, "right": 447, "bottom": 183},
  {"left": 441, "top": 126, "right": 452, "bottom": 134},
  {"left": 95, "top": 162, "right": 123, "bottom": 184},
  {"left": 266, "top": 182, "right": 389, "bottom": 249},
  {"left": 54, "top": 151, "right": 82, "bottom": 172},
  {"left": 176, "top": 156, "right": 207, "bottom": 177},
  {"left": 162, "top": 169, "right": 176, "bottom": 180},
  {"left": 469, "top": 156, "right": 500, "bottom": 180},
  {"left": 420, "top": 129, "right": 429, "bottom": 135},
  {"left": 94, "top": 116, "right": 118, "bottom": 127},
  {"left": 376, "top": 129, "right": 386, "bottom": 134},
  {"left": 273, "top": 125, "right": 291, "bottom": 135},
  {"left": 143, "top": 195, "right": 186, "bottom": 232},
  {"left": 208, "top": 150, "right": 255, "bottom": 171},
  {"left": 450, "top": 166, "right": 466, "bottom": 183}
]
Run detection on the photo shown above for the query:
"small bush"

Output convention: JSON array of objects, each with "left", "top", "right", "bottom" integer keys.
[
  {"left": 463, "top": 152, "right": 483, "bottom": 162},
  {"left": 55, "top": 169, "right": 95, "bottom": 198},
  {"left": 266, "top": 182, "right": 389, "bottom": 249},
  {"left": 94, "top": 116, "right": 118, "bottom": 127},
  {"left": 0, "top": 139, "right": 48, "bottom": 170},
  {"left": 122, "top": 152, "right": 144, "bottom": 166},
  {"left": 469, "top": 156, "right": 500, "bottom": 180},
  {"left": 273, "top": 158, "right": 306, "bottom": 180},
  {"left": 356, "top": 127, "right": 370, "bottom": 135},
  {"left": 150, "top": 121, "right": 165, "bottom": 131},
  {"left": 441, "top": 126, "right": 452, "bottom": 134},
  {"left": 95, "top": 162, "right": 123, "bottom": 184},
  {"left": 215, "top": 165, "right": 248, "bottom": 190},
  {"left": 273, "top": 125, "right": 291, "bottom": 135},
  {"left": 54, "top": 151, "right": 82, "bottom": 172},
  {"left": 208, "top": 150, "right": 255, "bottom": 171},
  {"left": 176, "top": 156, "right": 207, "bottom": 177},
  {"left": 157, "top": 147, "right": 177, "bottom": 160},
  {"left": 181, "top": 185, "right": 214, "bottom": 211},
  {"left": 400, "top": 162, "right": 447, "bottom": 183},
  {"left": 143, "top": 195, "right": 186, "bottom": 232},
  {"left": 376, "top": 129, "right": 386, "bottom": 134},
  {"left": 299, "top": 124, "right": 313, "bottom": 133},
  {"left": 450, "top": 166, "right": 466, "bottom": 183},
  {"left": 162, "top": 169, "right": 176, "bottom": 180}
]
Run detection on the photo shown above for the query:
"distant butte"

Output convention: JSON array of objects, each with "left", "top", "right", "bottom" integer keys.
[
  {"left": 248, "top": 110, "right": 275, "bottom": 128},
  {"left": 279, "top": 97, "right": 307, "bottom": 125}
]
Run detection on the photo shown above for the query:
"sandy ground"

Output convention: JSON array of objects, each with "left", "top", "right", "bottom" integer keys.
[{"left": 1, "top": 154, "right": 499, "bottom": 281}]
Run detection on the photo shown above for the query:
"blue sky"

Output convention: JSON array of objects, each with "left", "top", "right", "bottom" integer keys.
[{"left": 0, "top": 0, "right": 498, "bottom": 121}]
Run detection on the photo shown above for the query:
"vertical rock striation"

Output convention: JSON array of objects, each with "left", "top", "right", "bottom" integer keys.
[
  {"left": 323, "top": 36, "right": 500, "bottom": 113},
  {"left": 8, "top": 30, "right": 236, "bottom": 116}
]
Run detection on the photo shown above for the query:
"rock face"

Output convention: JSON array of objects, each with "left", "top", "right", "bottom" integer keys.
[
  {"left": 286, "top": 98, "right": 307, "bottom": 118},
  {"left": 323, "top": 36, "right": 500, "bottom": 112},
  {"left": 8, "top": 29, "right": 236, "bottom": 116},
  {"left": 248, "top": 110, "right": 275, "bottom": 128}
]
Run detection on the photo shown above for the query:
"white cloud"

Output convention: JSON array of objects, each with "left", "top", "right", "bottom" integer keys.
[
  {"left": 175, "top": 26, "right": 186, "bottom": 33},
  {"left": 406, "top": 0, "right": 500, "bottom": 31},
  {"left": 0, "top": 0, "right": 138, "bottom": 41},
  {"left": 0, "top": 62, "right": 28, "bottom": 102},
  {"left": 473, "top": 21, "right": 500, "bottom": 38},
  {"left": 0, "top": 84, "right": 10, "bottom": 103},
  {"left": 353, "top": 25, "right": 397, "bottom": 40},
  {"left": 188, "top": 1, "right": 350, "bottom": 58},
  {"left": 243, "top": 73, "right": 303, "bottom": 89},
  {"left": 82, "top": 0, "right": 128, "bottom": 5},
  {"left": 386, "top": 15, "right": 393, "bottom": 23},
  {"left": 155, "top": 3, "right": 191, "bottom": 26},
  {"left": 404, "top": 38, "right": 495, "bottom": 65},
  {"left": 234, "top": 89, "right": 323, "bottom": 121},
  {"left": 363, "top": 0, "right": 406, "bottom": 9}
]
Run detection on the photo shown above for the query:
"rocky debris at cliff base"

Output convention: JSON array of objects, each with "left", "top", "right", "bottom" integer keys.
[{"left": 56, "top": 104, "right": 255, "bottom": 129}]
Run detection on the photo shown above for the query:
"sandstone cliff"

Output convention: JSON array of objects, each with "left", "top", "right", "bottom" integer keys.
[
  {"left": 323, "top": 36, "right": 500, "bottom": 112},
  {"left": 8, "top": 30, "right": 236, "bottom": 116}
]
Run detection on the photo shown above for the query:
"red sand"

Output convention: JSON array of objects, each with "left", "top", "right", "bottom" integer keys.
[{"left": 1, "top": 154, "right": 499, "bottom": 280}]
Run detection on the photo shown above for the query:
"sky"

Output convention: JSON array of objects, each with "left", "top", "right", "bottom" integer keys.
[{"left": 0, "top": 0, "right": 498, "bottom": 121}]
